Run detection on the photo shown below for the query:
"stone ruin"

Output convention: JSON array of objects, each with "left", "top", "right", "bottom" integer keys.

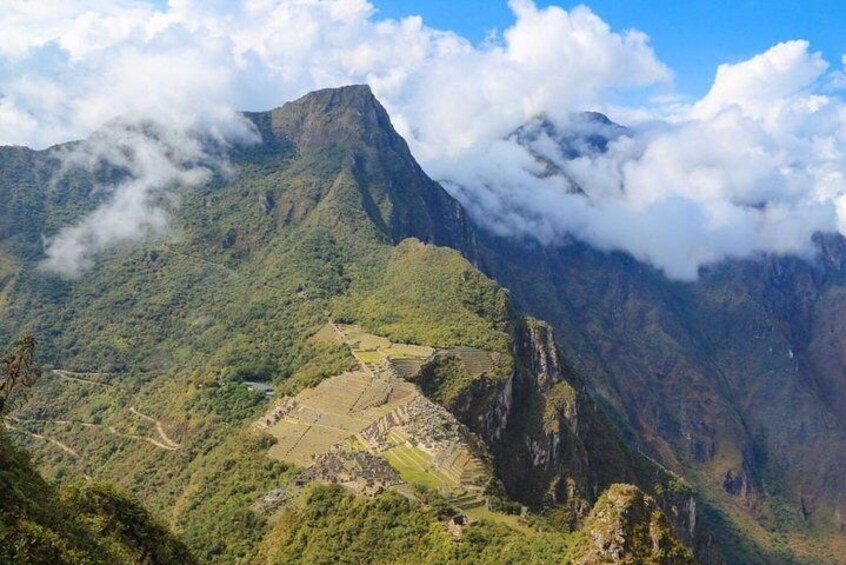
[{"left": 298, "top": 443, "right": 403, "bottom": 496}]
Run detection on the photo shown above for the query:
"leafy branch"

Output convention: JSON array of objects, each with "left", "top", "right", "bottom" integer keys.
[{"left": 0, "top": 332, "right": 41, "bottom": 416}]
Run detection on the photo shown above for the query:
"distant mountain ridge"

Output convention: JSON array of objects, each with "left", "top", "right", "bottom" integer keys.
[{"left": 465, "top": 127, "right": 846, "bottom": 563}]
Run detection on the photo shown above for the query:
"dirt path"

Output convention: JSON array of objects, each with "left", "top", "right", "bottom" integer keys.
[
  {"left": 10, "top": 417, "right": 179, "bottom": 452},
  {"left": 4, "top": 419, "right": 79, "bottom": 457},
  {"left": 129, "top": 407, "right": 180, "bottom": 449},
  {"left": 29, "top": 370, "right": 180, "bottom": 451},
  {"left": 52, "top": 369, "right": 113, "bottom": 387}
]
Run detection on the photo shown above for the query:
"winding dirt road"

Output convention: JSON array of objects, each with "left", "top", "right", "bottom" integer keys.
[
  {"left": 129, "top": 407, "right": 180, "bottom": 449},
  {"left": 52, "top": 369, "right": 113, "bottom": 387},
  {"left": 4, "top": 418, "right": 79, "bottom": 457}
]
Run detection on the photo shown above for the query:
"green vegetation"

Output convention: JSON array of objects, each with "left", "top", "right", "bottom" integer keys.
[
  {"left": 414, "top": 353, "right": 509, "bottom": 411},
  {"left": 0, "top": 127, "right": 394, "bottom": 560},
  {"left": 276, "top": 341, "right": 359, "bottom": 396},
  {"left": 0, "top": 336, "right": 196, "bottom": 564},
  {"left": 257, "top": 484, "right": 576, "bottom": 564},
  {"left": 383, "top": 444, "right": 456, "bottom": 491},
  {"left": 172, "top": 432, "right": 295, "bottom": 562},
  {"left": 569, "top": 484, "right": 695, "bottom": 565},
  {"left": 342, "top": 239, "right": 511, "bottom": 353},
  {"left": 0, "top": 432, "right": 196, "bottom": 564},
  {"left": 0, "top": 332, "right": 40, "bottom": 415},
  {"left": 61, "top": 482, "right": 197, "bottom": 564},
  {"left": 188, "top": 381, "right": 269, "bottom": 425}
]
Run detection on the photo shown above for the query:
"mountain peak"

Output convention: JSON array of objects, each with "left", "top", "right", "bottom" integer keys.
[
  {"left": 280, "top": 84, "right": 380, "bottom": 122},
  {"left": 249, "top": 84, "right": 393, "bottom": 152},
  {"left": 241, "top": 85, "right": 479, "bottom": 255},
  {"left": 512, "top": 111, "right": 626, "bottom": 159},
  {"left": 298, "top": 83, "right": 376, "bottom": 106}
]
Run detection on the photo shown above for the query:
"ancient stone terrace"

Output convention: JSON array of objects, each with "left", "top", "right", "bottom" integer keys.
[
  {"left": 258, "top": 322, "right": 493, "bottom": 499},
  {"left": 257, "top": 370, "right": 417, "bottom": 467}
]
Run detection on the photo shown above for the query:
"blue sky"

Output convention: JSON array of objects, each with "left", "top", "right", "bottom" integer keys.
[{"left": 375, "top": 0, "right": 846, "bottom": 97}]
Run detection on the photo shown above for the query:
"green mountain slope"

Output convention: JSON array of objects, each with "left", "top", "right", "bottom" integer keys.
[
  {"left": 1, "top": 428, "right": 195, "bottom": 564},
  {"left": 0, "top": 85, "right": 693, "bottom": 564}
]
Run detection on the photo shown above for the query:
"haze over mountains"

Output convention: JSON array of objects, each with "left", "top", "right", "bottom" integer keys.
[{"left": 6, "top": 2, "right": 846, "bottom": 282}]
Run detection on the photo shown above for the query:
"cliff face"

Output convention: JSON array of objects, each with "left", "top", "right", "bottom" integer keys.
[
  {"left": 444, "top": 315, "right": 709, "bottom": 558},
  {"left": 444, "top": 364, "right": 514, "bottom": 444},
  {"left": 470, "top": 230, "right": 846, "bottom": 562}
]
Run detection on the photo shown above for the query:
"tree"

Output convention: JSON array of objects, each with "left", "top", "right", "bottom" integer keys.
[{"left": 0, "top": 333, "right": 41, "bottom": 416}]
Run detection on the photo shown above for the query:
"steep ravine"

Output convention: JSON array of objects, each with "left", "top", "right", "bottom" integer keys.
[
  {"left": 463, "top": 230, "right": 846, "bottom": 563},
  {"left": 438, "top": 314, "right": 719, "bottom": 561}
]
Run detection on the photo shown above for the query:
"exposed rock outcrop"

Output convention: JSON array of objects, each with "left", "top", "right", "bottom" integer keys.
[
  {"left": 441, "top": 315, "right": 708, "bottom": 558},
  {"left": 571, "top": 484, "right": 695, "bottom": 565}
]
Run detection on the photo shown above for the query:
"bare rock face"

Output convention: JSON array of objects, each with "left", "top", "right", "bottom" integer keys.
[
  {"left": 472, "top": 229, "right": 846, "bottom": 561},
  {"left": 463, "top": 369, "right": 513, "bottom": 443},
  {"left": 572, "top": 484, "right": 695, "bottom": 565},
  {"left": 440, "top": 315, "right": 704, "bottom": 555},
  {"left": 722, "top": 469, "right": 747, "bottom": 497},
  {"left": 514, "top": 318, "right": 565, "bottom": 394}
]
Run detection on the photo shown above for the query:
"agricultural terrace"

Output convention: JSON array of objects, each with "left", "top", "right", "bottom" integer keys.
[{"left": 258, "top": 323, "right": 493, "bottom": 509}]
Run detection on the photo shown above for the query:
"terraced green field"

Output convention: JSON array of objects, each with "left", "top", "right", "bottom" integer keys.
[
  {"left": 334, "top": 324, "right": 435, "bottom": 368},
  {"left": 355, "top": 351, "right": 383, "bottom": 364},
  {"left": 263, "top": 371, "right": 416, "bottom": 466},
  {"left": 451, "top": 347, "right": 498, "bottom": 377},
  {"left": 389, "top": 358, "right": 425, "bottom": 378},
  {"left": 383, "top": 444, "right": 456, "bottom": 492},
  {"left": 263, "top": 323, "right": 495, "bottom": 507}
]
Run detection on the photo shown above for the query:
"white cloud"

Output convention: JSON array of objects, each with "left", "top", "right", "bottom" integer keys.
[
  {"left": 0, "top": 0, "right": 154, "bottom": 60},
  {"left": 2, "top": 1, "right": 846, "bottom": 280},
  {"left": 42, "top": 116, "right": 257, "bottom": 278},
  {"left": 691, "top": 40, "right": 828, "bottom": 123},
  {"left": 0, "top": 0, "right": 668, "bottom": 151},
  {"left": 435, "top": 40, "right": 846, "bottom": 279}
]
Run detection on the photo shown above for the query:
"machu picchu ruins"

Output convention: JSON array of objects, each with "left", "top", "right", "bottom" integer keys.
[{"left": 256, "top": 322, "right": 499, "bottom": 519}]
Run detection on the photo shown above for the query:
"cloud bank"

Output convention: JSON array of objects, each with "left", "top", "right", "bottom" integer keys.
[
  {"left": 43, "top": 117, "right": 256, "bottom": 277},
  {"left": 436, "top": 39, "right": 846, "bottom": 279},
  {"left": 3, "top": 1, "right": 846, "bottom": 279}
]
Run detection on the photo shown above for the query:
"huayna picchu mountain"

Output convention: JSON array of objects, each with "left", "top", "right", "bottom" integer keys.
[
  {"left": 0, "top": 83, "right": 831, "bottom": 564},
  {"left": 243, "top": 84, "right": 479, "bottom": 255}
]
